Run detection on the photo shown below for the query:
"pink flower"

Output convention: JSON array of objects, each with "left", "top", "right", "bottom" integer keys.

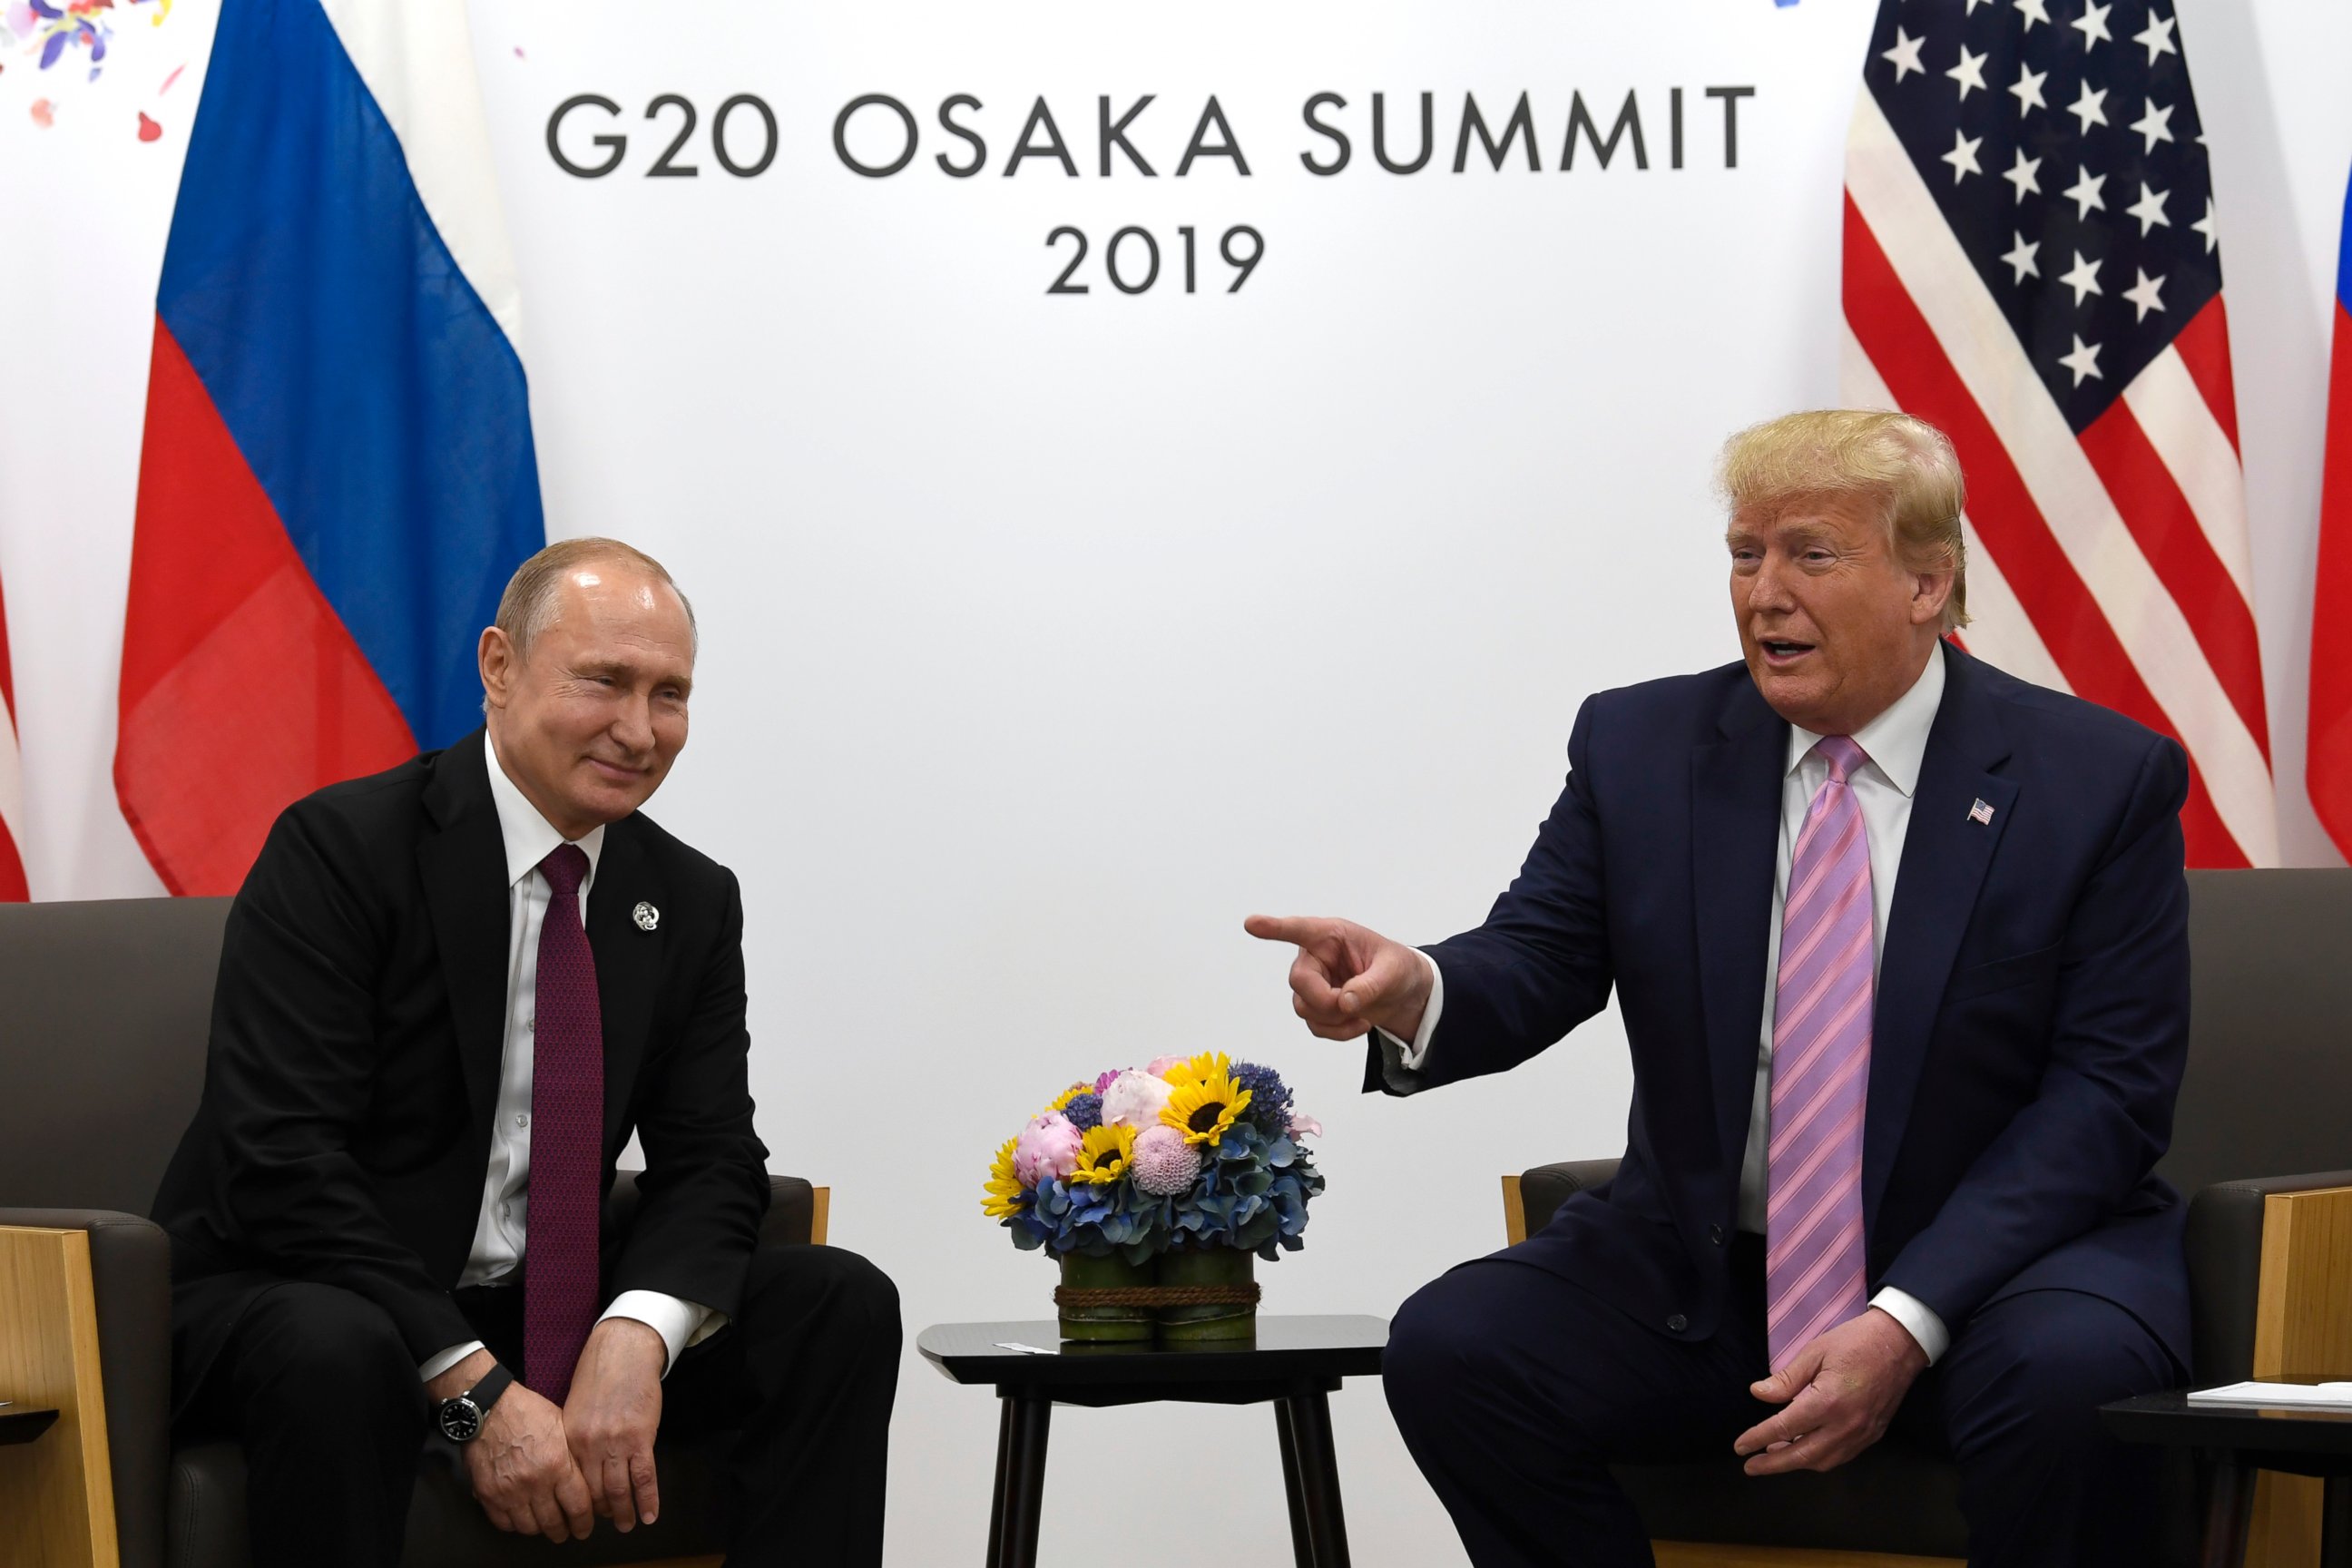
[
  {"left": 1100, "top": 1070, "right": 1174, "bottom": 1130},
  {"left": 1131, "top": 1124, "right": 1202, "bottom": 1196},
  {"left": 1014, "top": 1112, "right": 1083, "bottom": 1186},
  {"left": 1289, "top": 1112, "right": 1325, "bottom": 1140},
  {"left": 1144, "top": 1054, "right": 1186, "bottom": 1077},
  {"left": 1093, "top": 1070, "right": 1122, "bottom": 1095}
]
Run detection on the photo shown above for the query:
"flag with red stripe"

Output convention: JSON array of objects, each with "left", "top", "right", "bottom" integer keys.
[
  {"left": 2308, "top": 159, "right": 2352, "bottom": 862},
  {"left": 118, "top": 0, "right": 544, "bottom": 896},
  {"left": 1842, "top": 1, "right": 2274, "bottom": 867},
  {"left": 0, "top": 569, "right": 27, "bottom": 901}
]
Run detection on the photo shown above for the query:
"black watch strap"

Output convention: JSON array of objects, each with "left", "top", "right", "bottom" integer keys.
[{"left": 469, "top": 1363, "right": 516, "bottom": 1417}]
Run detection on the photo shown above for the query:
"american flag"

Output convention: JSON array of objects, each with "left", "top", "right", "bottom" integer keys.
[
  {"left": 1842, "top": 0, "right": 2275, "bottom": 867},
  {"left": 0, "top": 568, "right": 24, "bottom": 900}
]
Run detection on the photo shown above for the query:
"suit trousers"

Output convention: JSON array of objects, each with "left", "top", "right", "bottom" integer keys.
[
  {"left": 1381, "top": 1235, "right": 2175, "bottom": 1568},
  {"left": 174, "top": 1244, "right": 901, "bottom": 1568}
]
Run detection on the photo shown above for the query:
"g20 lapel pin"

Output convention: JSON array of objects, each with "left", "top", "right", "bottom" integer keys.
[{"left": 632, "top": 901, "right": 661, "bottom": 932}]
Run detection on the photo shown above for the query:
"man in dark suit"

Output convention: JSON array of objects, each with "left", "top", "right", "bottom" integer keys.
[
  {"left": 1250, "top": 411, "right": 2189, "bottom": 1566},
  {"left": 153, "top": 537, "right": 900, "bottom": 1567}
]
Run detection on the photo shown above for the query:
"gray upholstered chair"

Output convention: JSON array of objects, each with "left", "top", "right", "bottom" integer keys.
[
  {"left": 1501, "top": 867, "right": 2352, "bottom": 1567},
  {"left": 0, "top": 896, "right": 822, "bottom": 1568}
]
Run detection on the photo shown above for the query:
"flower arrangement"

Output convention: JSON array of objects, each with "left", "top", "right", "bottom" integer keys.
[{"left": 984, "top": 1053, "right": 1326, "bottom": 1269}]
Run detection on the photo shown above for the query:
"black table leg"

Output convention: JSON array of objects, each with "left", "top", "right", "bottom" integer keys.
[
  {"left": 2202, "top": 1456, "right": 2256, "bottom": 1568},
  {"left": 2323, "top": 1475, "right": 2352, "bottom": 1568},
  {"left": 990, "top": 1388, "right": 1052, "bottom": 1568},
  {"left": 986, "top": 1396, "right": 1015, "bottom": 1566},
  {"left": 1275, "top": 1400, "right": 1313, "bottom": 1568},
  {"left": 1279, "top": 1385, "right": 1351, "bottom": 1568}
]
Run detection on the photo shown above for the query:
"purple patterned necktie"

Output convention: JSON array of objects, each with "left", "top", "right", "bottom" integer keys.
[
  {"left": 524, "top": 844, "right": 603, "bottom": 1403},
  {"left": 1765, "top": 735, "right": 1876, "bottom": 1374}
]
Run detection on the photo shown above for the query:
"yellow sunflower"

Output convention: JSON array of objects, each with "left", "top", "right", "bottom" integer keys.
[
  {"left": 1067, "top": 1123, "right": 1138, "bottom": 1186},
  {"left": 1159, "top": 1051, "right": 1230, "bottom": 1087},
  {"left": 1042, "top": 1082, "right": 1093, "bottom": 1116},
  {"left": 982, "top": 1138, "right": 1024, "bottom": 1219},
  {"left": 1161, "top": 1064, "right": 1253, "bottom": 1147}
]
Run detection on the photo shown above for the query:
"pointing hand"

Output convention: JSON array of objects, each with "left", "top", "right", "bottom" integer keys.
[{"left": 1244, "top": 915, "right": 1435, "bottom": 1043}]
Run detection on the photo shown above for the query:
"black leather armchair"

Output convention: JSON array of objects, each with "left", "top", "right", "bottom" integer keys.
[
  {"left": 0, "top": 896, "right": 820, "bottom": 1568},
  {"left": 1503, "top": 868, "right": 2352, "bottom": 1563}
]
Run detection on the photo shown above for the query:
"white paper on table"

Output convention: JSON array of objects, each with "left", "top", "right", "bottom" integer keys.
[{"left": 2186, "top": 1381, "right": 2352, "bottom": 1410}]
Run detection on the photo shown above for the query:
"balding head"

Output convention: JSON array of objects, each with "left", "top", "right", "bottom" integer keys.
[
  {"left": 494, "top": 536, "right": 697, "bottom": 659},
  {"left": 477, "top": 538, "right": 697, "bottom": 839}
]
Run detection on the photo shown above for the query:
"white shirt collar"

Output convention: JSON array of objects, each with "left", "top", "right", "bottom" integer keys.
[
  {"left": 1783, "top": 641, "right": 1948, "bottom": 798},
  {"left": 483, "top": 731, "right": 606, "bottom": 890}
]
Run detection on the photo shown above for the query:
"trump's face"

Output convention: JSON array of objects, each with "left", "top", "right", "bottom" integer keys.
[
  {"left": 478, "top": 563, "right": 694, "bottom": 841},
  {"left": 1727, "top": 493, "right": 1948, "bottom": 737}
]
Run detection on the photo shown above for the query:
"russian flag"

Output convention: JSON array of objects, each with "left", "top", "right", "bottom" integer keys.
[
  {"left": 2312, "top": 160, "right": 2352, "bottom": 861},
  {"left": 118, "top": 0, "right": 544, "bottom": 896}
]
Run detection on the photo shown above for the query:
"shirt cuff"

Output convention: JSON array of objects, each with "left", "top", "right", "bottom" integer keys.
[
  {"left": 1373, "top": 951, "right": 1444, "bottom": 1070},
  {"left": 419, "top": 1340, "right": 486, "bottom": 1383},
  {"left": 601, "top": 1291, "right": 718, "bottom": 1377},
  {"left": 1869, "top": 1287, "right": 1950, "bottom": 1366}
]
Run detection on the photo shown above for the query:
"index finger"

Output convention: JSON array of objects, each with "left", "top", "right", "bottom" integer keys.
[
  {"left": 1734, "top": 1384, "right": 1825, "bottom": 1457},
  {"left": 1244, "top": 914, "right": 1329, "bottom": 946}
]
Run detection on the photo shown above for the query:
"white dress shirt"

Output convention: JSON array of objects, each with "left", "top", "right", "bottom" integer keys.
[
  {"left": 417, "top": 739, "right": 720, "bottom": 1383},
  {"left": 1386, "top": 646, "right": 1954, "bottom": 1364}
]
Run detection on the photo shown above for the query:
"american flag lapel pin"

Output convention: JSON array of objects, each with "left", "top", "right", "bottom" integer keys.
[{"left": 1968, "top": 799, "right": 1995, "bottom": 826}]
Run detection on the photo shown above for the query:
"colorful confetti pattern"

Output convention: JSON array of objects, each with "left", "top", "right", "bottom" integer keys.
[{"left": 5, "top": 0, "right": 177, "bottom": 135}]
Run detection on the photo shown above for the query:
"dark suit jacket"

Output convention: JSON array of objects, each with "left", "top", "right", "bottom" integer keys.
[
  {"left": 154, "top": 729, "right": 772, "bottom": 1402},
  {"left": 1375, "top": 646, "right": 2192, "bottom": 1364}
]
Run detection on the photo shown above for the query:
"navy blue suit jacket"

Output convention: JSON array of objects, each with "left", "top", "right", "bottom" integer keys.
[{"left": 1376, "top": 646, "right": 2192, "bottom": 1365}]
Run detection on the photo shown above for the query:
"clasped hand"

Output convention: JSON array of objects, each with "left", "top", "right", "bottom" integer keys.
[
  {"left": 1733, "top": 1308, "right": 1926, "bottom": 1475},
  {"left": 430, "top": 1318, "right": 667, "bottom": 1540}
]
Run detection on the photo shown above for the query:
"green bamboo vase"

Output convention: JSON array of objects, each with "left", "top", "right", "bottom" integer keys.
[
  {"left": 1154, "top": 1248, "right": 1257, "bottom": 1341},
  {"left": 1057, "top": 1252, "right": 1155, "bottom": 1342}
]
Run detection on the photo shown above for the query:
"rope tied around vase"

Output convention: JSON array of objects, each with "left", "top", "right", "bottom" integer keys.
[{"left": 1054, "top": 1282, "right": 1263, "bottom": 1308}]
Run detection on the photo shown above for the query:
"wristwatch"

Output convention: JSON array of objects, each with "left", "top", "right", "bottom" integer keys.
[{"left": 435, "top": 1363, "right": 515, "bottom": 1443}]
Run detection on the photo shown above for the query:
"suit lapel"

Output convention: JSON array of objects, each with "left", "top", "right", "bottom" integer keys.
[
  {"left": 586, "top": 818, "right": 666, "bottom": 1156},
  {"left": 417, "top": 730, "right": 513, "bottom": 1123},
  {"left": 1691, "top": 678, "right": 1791, "bottom": 1181},
  {"left": 1865, "top": 647, "right": 2015, "bottom": 1233}
]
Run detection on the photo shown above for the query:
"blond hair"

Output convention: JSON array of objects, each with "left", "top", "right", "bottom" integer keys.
[
  {"left": 494, "top": 536, "right": 697, "bottom": 656},
  {"left": 1716, "top": 410, "right": 1970, "bottom": 632}
]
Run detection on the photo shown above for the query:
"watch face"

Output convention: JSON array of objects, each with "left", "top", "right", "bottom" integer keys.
[{"left": 438, "top": 1396, "right": 484, "bottom": 1443}]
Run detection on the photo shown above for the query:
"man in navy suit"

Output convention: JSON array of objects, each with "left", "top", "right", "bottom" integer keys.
[{"left": 1250, "top": 411, "right": 2188, "bottom": 1567}]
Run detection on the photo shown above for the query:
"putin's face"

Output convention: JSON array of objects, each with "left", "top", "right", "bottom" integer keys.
[
  {"left": 478, "top": 563, "right": 694, "bottom": 840},
  {"left": 1727, "top": 493, "right": 1949, "bottom": 737}
]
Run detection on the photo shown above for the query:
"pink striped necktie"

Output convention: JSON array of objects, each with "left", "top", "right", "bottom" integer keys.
[
  {"left": 524, "top": 843, "right": 603, "bottom": 1404},
  {"left": 1765, "top": 735, "right": 1876, "bottom": 1374}
]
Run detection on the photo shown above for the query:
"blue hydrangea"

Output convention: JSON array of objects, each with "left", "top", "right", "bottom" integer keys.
[
  {"left": 1062, "top": 1093, "right": 1103, "bottom": 1132},
  {"left": 1002, "top": 1117, "right": 1324, "bottom": 1267},
  {"left": 1231, "top": 1063, "right": 1293, "bottom": 1135},
  {"left": 1166, "top": 1120, "right": 1323, "bottom": 1261}
]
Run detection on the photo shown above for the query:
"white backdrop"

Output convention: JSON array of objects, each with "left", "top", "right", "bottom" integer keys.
[{"left": 5, "top": 3, "right": 2351, "bottom": 1562}]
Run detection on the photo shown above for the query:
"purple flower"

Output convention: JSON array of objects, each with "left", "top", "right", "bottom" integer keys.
[
  {"left": 1131, "top": 1124, "right": 1202, "bottom": 1196},
  {"left": 1062, "top": 1093, "right": 1103, "bottom": 1132},
  {"left": 1232, "top": 1062, "right": 1294, "bottom": 1135}
]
